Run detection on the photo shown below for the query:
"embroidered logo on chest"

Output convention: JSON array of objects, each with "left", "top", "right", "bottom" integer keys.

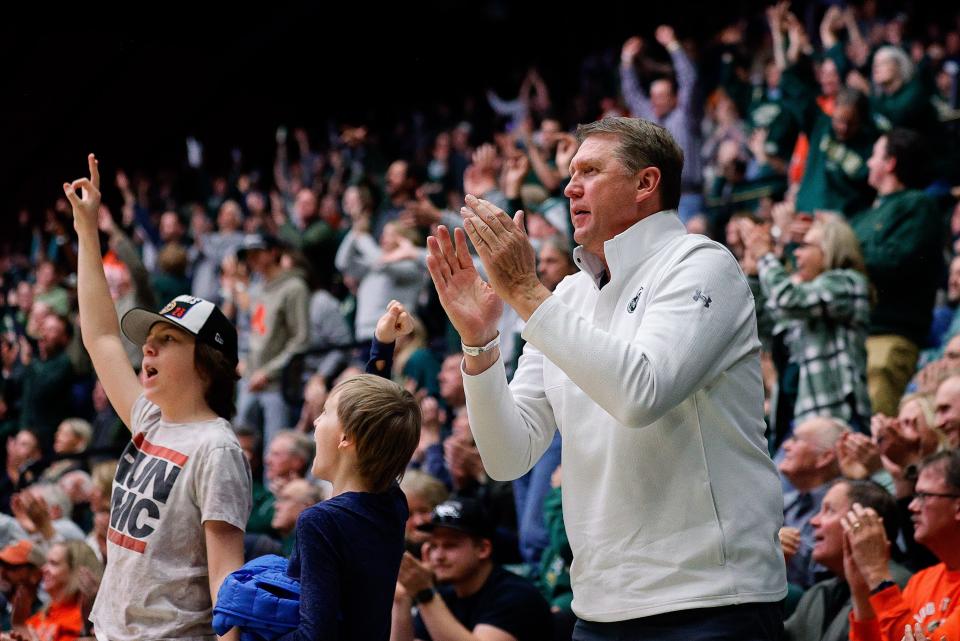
[
  {"left": 693, "top": 289, "right": 712, "bottom": 308},
  {"left": 627, "top": 287, "right": 644, "bottom": 313}
]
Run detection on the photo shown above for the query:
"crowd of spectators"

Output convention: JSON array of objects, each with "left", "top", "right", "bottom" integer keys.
[{"left": 2, "top": 1, "right": 960, "bottom": 639}]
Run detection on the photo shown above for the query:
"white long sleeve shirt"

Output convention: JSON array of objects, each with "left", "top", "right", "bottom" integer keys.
[{"left": 463, "top": 211, "right": 786, "bottom": 621}]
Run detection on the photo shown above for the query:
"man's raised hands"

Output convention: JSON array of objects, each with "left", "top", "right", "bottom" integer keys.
[
  {"left": 425, "top": 225, "right": 503, "bottom": 348},
  {"left": 457, "top": 194, "right": 551, "bottom": 322}
]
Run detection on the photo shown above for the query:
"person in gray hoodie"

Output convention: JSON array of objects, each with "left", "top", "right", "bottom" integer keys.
[{"left": 237, "top": 234, "right": 310, "bottom": 449}]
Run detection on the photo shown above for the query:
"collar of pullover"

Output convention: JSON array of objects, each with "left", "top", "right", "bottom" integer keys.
[{"left": 572, "top": 210, "right": 685, "bottom": 290}]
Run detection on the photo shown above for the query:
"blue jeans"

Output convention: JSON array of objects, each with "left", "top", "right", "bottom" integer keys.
[
  {"left": 236, "top": 381, "right": 290, "bottom": 464},
  {"left": 572, "top": 602, "right": 783, "bottom": 641},
  {"left": 512, "top": 431, "right": 562, "bottom": 566}
]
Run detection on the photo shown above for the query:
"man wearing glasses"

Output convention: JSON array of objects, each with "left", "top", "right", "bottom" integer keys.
[{"left": 843, "top": 449, "right": 960, "bottom": 641}]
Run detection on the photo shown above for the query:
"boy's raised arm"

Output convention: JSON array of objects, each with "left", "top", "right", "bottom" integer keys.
[{"left": 64, "top": 154, "right": 142, "bottom": 430}]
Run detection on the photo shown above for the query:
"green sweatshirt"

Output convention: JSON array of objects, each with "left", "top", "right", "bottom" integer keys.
[
  {"left": 719, "top": 54, "right": 799, "bottom": 162},
  {"left": 849, "top": 189, "right": 945, "bottom": 343},
  {"left": 21, "top": 351, "right": 74, "bottom": 446},
  {"left": 536, "top": 487, "right": 573, "bottom": 612},
  {"left": 781, "top": 57, "right": 878, "bottom": 215},
  {"left": 871, "top": 77, "right": 940, "bottom": 136}
]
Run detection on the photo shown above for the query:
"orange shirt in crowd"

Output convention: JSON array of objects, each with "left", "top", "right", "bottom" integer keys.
[
  {"left": 850, "top": 563, "right": 960, "bottom": 641},
  {"left": 25, "top": 598, "right": 84, "bottom": 641},
  {"left": 788, "top": 94, "right": 837, "bottom": 186}
]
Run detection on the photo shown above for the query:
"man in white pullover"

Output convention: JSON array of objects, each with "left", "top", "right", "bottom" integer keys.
[{"left": 424, "top": 117, "right": 787, "bottom": 641}]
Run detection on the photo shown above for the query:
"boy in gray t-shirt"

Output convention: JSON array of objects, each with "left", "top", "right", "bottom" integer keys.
[
  {"left": 65, "top": 153, "right": 252, "bottom": 641},
  {"left": 89, "top": 395, "right": 251, "bottom": 640}
]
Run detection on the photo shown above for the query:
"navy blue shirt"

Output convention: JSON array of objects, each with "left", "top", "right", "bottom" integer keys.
[{"left": 281, "top": 485, "right": 408, "bottom": 641}]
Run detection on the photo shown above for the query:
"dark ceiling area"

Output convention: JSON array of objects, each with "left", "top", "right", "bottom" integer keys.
[{"left": 2, "top": 1, "right": 950, "bottom": 215}]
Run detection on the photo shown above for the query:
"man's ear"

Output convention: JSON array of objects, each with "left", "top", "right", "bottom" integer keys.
[
  {"left": 886, "top": 155, "right": 898, "bottom": 178},
  {"left": 817, "top": 448, "right": 838, "bottom": 471},
  {"left": 475, "top": 537, "right": 493, "bottom": 561},
  {"left": 635, "top": 167, "right": 662, "bottom": 204},
  {"left": 338, "top": 432, "right": 354, "bottom": 451}
]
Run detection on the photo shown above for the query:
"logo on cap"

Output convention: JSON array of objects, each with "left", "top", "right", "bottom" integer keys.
[
  {"left": 435, "top": 502, "right": 462, "bottom": 520},
  {"left": 214, "top": 332, "right": 224, "bottom": 345},
  {"left": 163, "top": 298, "right": 200, "bottom": 320}
]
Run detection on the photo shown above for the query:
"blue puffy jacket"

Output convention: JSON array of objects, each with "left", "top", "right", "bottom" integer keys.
[{"left": 213, "top": 555, "right": 300, "bottom": 641}]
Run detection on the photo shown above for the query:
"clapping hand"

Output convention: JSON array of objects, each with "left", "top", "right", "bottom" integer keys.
[
  {"left": 425, "top": 225, "right": 504, "bottom": 348},
  {"left": 11, "top": 490, "right": 51, "bottom": 537},
  {"left": 841, "top": 503, "right": 892, "bottom": 588},
  {"left": 871, "top": 414, "right": 921, "bottom": 470},
  {"left": 836, "top": 432, "right": 882, "bottom": 480},
  {"left": 502, "top": 153, "right": 530, "bottom": 199},
  {"left": 457, "top": 195, "right": 549, "bottom": 319},
  {"left": 399, "top": 188, "right": 442, "bottom": 228},
  {"left": 739, "top": 219, "right": 774, "bottom": 273},
  {"left": 397, "top": 552, "right": 435, "bottom": 597}
]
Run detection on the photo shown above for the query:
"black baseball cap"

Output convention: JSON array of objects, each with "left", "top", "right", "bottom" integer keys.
[
  {"left": 121, "top": 295, "right": 238, "bottom": 365},
  {"left": 236, "top": 233, "right": 281, "bottom": 260},
  {"left": 417, "top": 498, "right": 493, "bottom": 540}
]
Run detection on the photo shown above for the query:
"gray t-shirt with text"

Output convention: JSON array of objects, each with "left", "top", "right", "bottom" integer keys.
[{"left": 90, "top": 395, "right": 251, "bottom": 641}]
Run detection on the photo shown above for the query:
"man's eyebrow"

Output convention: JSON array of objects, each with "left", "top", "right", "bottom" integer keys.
[{"left": 571, "top": 158, "right": 598, "bottom": 171}]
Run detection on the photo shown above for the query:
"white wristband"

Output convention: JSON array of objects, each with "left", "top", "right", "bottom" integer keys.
[{"left": 461, "top": 333, "right": 500, "bottom": 357}]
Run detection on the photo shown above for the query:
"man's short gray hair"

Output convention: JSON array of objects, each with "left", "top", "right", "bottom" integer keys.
[
  {"left": 33, "top": 483, "right": 73, "bottom": 518},
  {"left": 272, "top": 430, "right": 315, "bottom": 473},
  {"left": 805, "top": 416, "right": 852, "bottom": 453},
  {"left": 575, "top": 117, "right": 684, "bottom": 210}
]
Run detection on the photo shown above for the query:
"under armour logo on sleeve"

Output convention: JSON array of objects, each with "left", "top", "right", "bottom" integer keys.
[{"left": 693, "top": 289, "right": 712, "bottom": 308}]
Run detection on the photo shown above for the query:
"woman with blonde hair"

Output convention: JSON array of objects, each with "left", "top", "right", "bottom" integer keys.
[
  {"left": 745, "top": 215, "right": 872, "bottom": 436},
  {"left": 871, "top": 393, "right": 950, "bottom": 478},
  {"left": 393, "top": 313, "right": 440, "bottom": 397},
  {"left": 18, "top": 541, "right": 104, "bottom": 641}
]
